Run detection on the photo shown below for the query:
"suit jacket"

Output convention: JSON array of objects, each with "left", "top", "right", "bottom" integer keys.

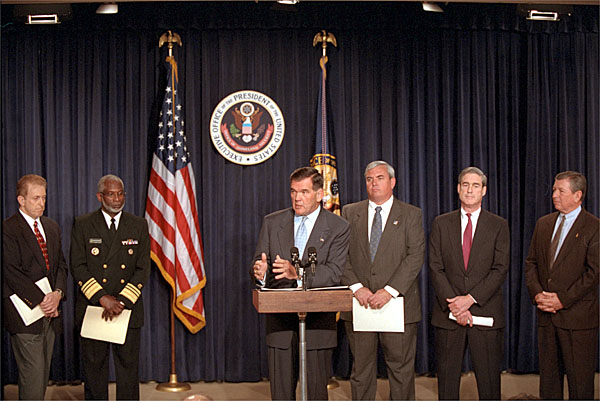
[
  {"left": 429, "top": 209, "right": 510, "bottom": 330},
  {"left": 252, "top": 207, "right": 350, "bottom": 349},
  {"left": 525, "top": 209, "right": 599, "bottom": 329},
  {"left": 340, "top": 198, "right": 425, "bottom": 324},
  {"left": 70, "top": 209, "right": 150, "bottom": 328},
  {"left": 3, "top": 212, "right": 67, "bottom": 334}
]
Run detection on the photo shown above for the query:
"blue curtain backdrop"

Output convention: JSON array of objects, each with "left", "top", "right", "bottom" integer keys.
[{"left": 1, "top": 2, "right": 598, "bottom": 385}]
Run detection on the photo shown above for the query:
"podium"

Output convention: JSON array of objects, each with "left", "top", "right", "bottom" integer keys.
[{"left": 252, "top": 289, "right": 353, "bottom": 401}]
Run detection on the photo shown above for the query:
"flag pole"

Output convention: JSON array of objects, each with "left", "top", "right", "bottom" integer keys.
[
  {"left": 155, "top": 30, "right": 190, "bottom": 393},
  {"left": 312, "top": 30, "right": 342, "bottom": 391}
]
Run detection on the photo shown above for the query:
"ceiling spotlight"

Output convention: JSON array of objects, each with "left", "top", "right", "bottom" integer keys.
[
  {"left": 422, "top": 2, "right": 443, "bottom": 13},
  {"left": 527, "top": 10, "right": 559, "bottom": 21},
  {"left": 277, "top": 0, "right": 299, "bottom": 4},
  {"left": 96, "top": 3, "right": 119, "bottom": 15}
]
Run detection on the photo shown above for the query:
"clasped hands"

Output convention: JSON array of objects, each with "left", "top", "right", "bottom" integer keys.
[
  {"left": 534, "top": 291, "right": 563, "bottom": 313},
  {"left": 447, "top": 295, "right": 475, "bottom": 327},
  {"left": 99, "top": 295, "right": 125, "bottom": 321},
  {"left": 354, "top": 287, "right": 392, "bottom": 310},
  {"left": 39, "top": 290, "right": 61, "bottom": 318},
  {"left": 253, "top": 252, "right": 298, "bottom": 281}
]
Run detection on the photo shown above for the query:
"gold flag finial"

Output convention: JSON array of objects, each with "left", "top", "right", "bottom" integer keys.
[
  {"left": 312, "top": 30, "right": 337, "bottom": 58},
  {"left": 159, "top": 30, "right": 182, "bottom": 57}
]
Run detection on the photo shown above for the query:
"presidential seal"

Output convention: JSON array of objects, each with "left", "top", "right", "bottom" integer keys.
[{"left": 210, "top": 91, "right": 285, "bottom": 165}]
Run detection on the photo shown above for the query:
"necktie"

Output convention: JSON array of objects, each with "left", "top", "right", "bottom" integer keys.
[
  {"left": 549, "top": 215, "right": 566, "bottom": 269},
  {"left": 295, "top": 216, "right": 308, "bottom": 258},
  {"left": 369, "top": 206, "right": 382, "bottom": 262},
  {"left": 462, "top": 213, "right": 472, "bottom": 270},
  {"left": 110, "top": 218, "right": 117, "bottom": 236},
  {"left": 34, "top": 221, "right": 50, "bottom": 271}
]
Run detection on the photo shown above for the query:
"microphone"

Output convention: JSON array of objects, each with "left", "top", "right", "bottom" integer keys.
[
  {"left": 290, "top": 247, "right": 303, "bottom": 286},
  {"left": 308, "top": 247, "right": 317, "bottom": 275}
]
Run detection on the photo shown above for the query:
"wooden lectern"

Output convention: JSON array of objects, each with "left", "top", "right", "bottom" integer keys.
[{"left": 252, "top": 289, "right": 353, "bottom": 401}]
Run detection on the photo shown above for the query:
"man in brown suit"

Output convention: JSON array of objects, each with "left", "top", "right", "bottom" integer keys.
[
  {"left": 429, "top": 167, "right": 510, "bottom": 400},
  {"left": 341, "top": 160, "right": 425, "bottom": 400},
  {"left": 525, "top": 171, "right": 599, "bottom": 400}
]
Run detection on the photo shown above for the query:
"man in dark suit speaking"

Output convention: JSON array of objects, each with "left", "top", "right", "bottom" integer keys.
[
  {"left": 3, "top": 174, "right": 67, "bottom": 400},
  {"left": 70, "top": 174, "right": 150, "bottom": 400},
  {"left": 525, "top": 171, "right": 598, "bottom": 400},
  {"left": 251, "top": 166, "right": 350, "bottom": 400},
  {"left": 340, "top": 160, "right": 425, "bottom": 400},
  {"left": 429, "top": 166, "right": 510, "bottom": 400}
]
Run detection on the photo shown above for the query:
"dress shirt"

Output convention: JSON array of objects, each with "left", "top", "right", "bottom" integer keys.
[
  {"left": 19, "top": 209, "right": 46, "bottom": 241},
  {"left": 460, "top": 207, "right": 481, "bottom": 245},
  {"left": 101, "top": 210, "right": 122, "bottom": 230},
  {"left": 294, "top": 205, "right": 321, "bottom": 246},
  {"left": 551, "top": 205, "right": 581, "bottom": 261},
  {"left": 351, "top": 196, "right": 399, "bottom": 298}
]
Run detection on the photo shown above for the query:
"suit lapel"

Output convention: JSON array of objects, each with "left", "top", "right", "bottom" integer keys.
[
  {"left": 374, "top": 199, "right": 402, "bottom": 263},
  {"left": 552, "top": 210, "right": 586, "bottom": 269},
  {"left": 353, "top": 202, "right": 371, "bottom": 263},
  {"left": 91, "top": 209, "right": 116, "bottom": 259},
  {"left": 448, "top": 210, "right": 464, "bottom": 271},
  {"left": 18, "top": 213, "right": 47, "bottom": 276},
  {"left": 304, "top": 208, "right": 330, "bottom": 260},
  {"left": 468, "top": 210, "right": 489, "bottom": 272},
  {"left": 277, "top": 209, "right": 295, "bottom": 258}
]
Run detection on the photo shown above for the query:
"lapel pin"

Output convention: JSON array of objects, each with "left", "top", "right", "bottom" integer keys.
[
  {"left": 393, "top": 220, "right": 399, "bottom": 225},
  {"left": 575, "top": 233, "right": 579, "bottom": 238},
  {"left": 91, "top": 247, "right": 99, "bottom": 256},
  {"left": 128, "top": 249, "right": 134, "bottom": 255}
]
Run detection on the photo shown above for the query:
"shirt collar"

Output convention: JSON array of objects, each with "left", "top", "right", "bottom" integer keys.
[
  {"left": 295, "top": 205, "right": 321, "bottom": 224},
  {"left": 19, "top": 209, "right": 40, "bottom": 228},
  {"left": 561, "top": 205, "right": 581, "bottom": 221},
  {"left": 101, "top": 209, "right": 122, "bottom": 228},
  {"left": 461, "top": 207, "right": 482, "bottom": 219},
  {"left": 368, "top": 195, "right": 394, "bottom": 214}
]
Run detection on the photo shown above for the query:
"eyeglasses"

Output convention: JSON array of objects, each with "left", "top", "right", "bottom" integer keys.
[{"left": 101, "top": 191, "right": 125, "bottom": 199}]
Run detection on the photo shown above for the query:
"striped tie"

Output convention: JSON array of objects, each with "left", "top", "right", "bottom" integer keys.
[
  {"left": 295, "top": 216, "right": 308, "bottom": 258},
  {"left": 34, "top": 221, "right": 50, "bottom": 271}
]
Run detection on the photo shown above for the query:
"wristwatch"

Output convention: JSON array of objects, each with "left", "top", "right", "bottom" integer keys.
[{"left": 55, "top": 288, "right": 64, "bottom": 299}]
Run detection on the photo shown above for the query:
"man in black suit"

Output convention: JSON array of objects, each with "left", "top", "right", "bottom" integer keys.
[
  {"left": 70, "top": 174, "right": 150, "bottom": 400},
  {"left": 525, "top": 171, "right": 598, "bottom": 400},
  {"left": 251, "top": 167, "right": 350, "bottom": 400},
  {"left": 341, "top": 160, "right": 425, "bottom": 400},
  {"left": 429, "top": 167, "right": 510, "bottom": 400},
  {"left": 3, "top": 174, "right": 67, "bottom": 400}
]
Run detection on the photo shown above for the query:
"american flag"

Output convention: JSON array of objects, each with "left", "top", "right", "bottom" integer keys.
[{"left": 145, "top": 56, "right": 206, "bottom": 333}]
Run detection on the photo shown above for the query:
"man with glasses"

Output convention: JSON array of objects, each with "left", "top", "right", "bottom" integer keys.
[{"left": 70, "top": 174, "right": 150, "bottom": 400}]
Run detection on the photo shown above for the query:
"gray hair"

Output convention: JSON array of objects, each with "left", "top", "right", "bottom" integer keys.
[
  {"left": 458, "top": 167, "right": 487, "bottom": 187},
  {"left": 555, "top": 171, "right": 587, "bottom": 200},
  {"left": 97, "top": 174, "right": 124, "bottom": 193},
  {"left": 364, "top": 160, "right": 395, "bottom": 179}
]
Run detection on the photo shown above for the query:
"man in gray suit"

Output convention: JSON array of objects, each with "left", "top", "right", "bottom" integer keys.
[
  {"left": 252, "top": 166, "right": 350, "bottom": 400},
  {"left": 341, "top": 160, "right": 425, "bottom": 400},
  {"left": 429, "top": 167, "right": 510, "bottom": 400}
]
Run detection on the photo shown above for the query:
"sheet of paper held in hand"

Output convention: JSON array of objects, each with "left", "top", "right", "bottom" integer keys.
[
  {"left": 448, "top": 312, "right": 494, "bottom": 327},
  {"left": 352, "top": 297, "right": 404, "bottom": 332},
  {"left": 80, "top": 306, "right": 132, "bottom": 344},
  {"left": 10, "top": 277, "right": 52, "bottom": 326}
]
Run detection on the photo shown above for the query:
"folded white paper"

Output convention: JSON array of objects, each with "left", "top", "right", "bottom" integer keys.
[
  {"left": 448, "top": 312, "right": 494, "bottom": 327},
  {"left": 80, "top": 306, "right": 132, "bottom": 344},
  {"left": 352, "top": 297, "right": 404, "bottom": 332},
  {"left": 10, "top": 277, "right": 52, "bottom": 326}
]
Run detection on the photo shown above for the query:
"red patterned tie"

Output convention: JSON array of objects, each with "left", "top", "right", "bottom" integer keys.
[
  {"left": 34, "top": 221, "right": 50, "bottom": 271},
  {"left": 462, "top": 213, "right": 472, "bottom": 270}
]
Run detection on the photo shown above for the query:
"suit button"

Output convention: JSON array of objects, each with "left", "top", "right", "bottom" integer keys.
[
  {"left": 102, "top": 278, "right": 107, "bottom": 283},
  {"left": 78, "top": 281, "right": 83, "bottom": 286},
  {"left": 121, "top": 264, "right": 126, "bottom": 269},
  {"left": 120, "top": 279, "right": 125, "bottom": 284},
  {"left": 103, "top": 264, "right": 108, "bottom": 269},
  {"left": 548, "top": 279, "right": 552, "bottom": 284}
]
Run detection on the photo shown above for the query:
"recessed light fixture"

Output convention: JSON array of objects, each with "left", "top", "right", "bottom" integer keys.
[
  {"left": 96, "top": 3, "right": 119, "bottom": 15},
  {"left": 422, "top": 2, "right": 444, "bottom": 13},
  {"left": 277, "top": 0, "right": 299, "bottom": 5}
]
